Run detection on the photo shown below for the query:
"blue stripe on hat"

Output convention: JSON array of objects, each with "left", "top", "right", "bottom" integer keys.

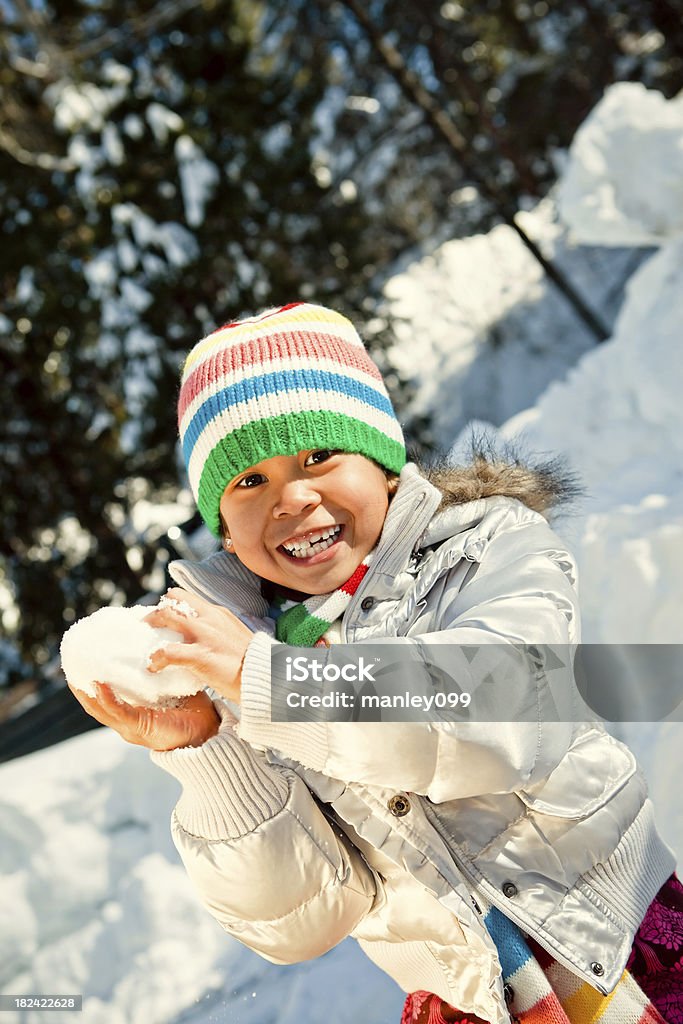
[{"left": 182, "top": 368, "right": 395, "bottom": 465}]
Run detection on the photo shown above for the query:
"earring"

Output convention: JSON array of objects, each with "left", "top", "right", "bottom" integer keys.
[{"left": 223, "top": 537, "right": 233, "bottom": 551}]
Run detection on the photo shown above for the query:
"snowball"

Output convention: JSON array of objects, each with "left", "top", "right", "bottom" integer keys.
[
  {"left": 60, "top": 605, "right": 201, "bottom": 708},
  {"left": 157, "top": 595, "right": 197, "bottom": 618}
]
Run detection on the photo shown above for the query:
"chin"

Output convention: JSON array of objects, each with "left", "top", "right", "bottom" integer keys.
[{"left": 286, "top": 570, "right": 346, "bottom": 595}]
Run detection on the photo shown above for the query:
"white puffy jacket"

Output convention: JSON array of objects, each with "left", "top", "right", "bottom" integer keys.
[{"left": 151, "top": 461, "right": 674, "bottom": 1024}]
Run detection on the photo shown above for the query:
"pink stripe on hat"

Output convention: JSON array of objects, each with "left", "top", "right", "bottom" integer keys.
[{"left": 178, "top": 330, "right": 384, "bottom": 423}]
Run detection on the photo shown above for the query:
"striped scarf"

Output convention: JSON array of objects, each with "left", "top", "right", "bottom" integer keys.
[
  {"left": 274, "top": 555, "right": 373, "bottom": 646},
  {"left": 480, "top": 901, "right": 665, "bottom": 1024},
  {"left": 401, "top": 882, "right": 680, "bottom": 1024}
]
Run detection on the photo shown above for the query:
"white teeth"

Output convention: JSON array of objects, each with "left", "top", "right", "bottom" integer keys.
[{"left": 283, "top": 525, "right": 341, "bottom": 558}]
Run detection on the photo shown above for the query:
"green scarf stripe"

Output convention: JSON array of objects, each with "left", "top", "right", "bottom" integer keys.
[
  {"left": 274, "top": 554, "right": 373, "bottom": 645},
  {"left": 275, "top": 602, "right": 309, "bottom": 635},
  {"left": 197, "top": 410, "right": 406, "bottom": 535},
  {"left": 276, "top": 608, "right": 330, "bottom": 646}
]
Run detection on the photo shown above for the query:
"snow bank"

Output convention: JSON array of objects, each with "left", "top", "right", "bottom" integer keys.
[
  {"left": 493, "top": 85, "right": 683, "bottom": 854},
  {"left": 557, "top": 82, "right": 683, "bottom": 247},
  {"left": 499, "top": 86, "right": 683, "bottom": 645},
  {"left": 408, "top": 82, "right": 683, "bottom": 855},
  {"left": 384, "top": 199, "right": 640, "bottom": 446}
]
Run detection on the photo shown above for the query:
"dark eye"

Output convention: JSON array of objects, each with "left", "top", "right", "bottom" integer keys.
[
  {"left": 304, "top": 449, "right": 339, "bottom": 466},
  {"left": 237, "top": 472, "right": 267, "bottom": 489}
]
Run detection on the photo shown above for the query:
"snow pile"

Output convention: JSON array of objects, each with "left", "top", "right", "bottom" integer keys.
[
  {"left": 389, "top": 81, "right": 683, "bottom": 852},
  {"left": 557, "top": 82, "right": 683, "bottom": 247},
  {"left": 503, "top": 234, "right": 683, "bottom": 645},
  {"left": 384, "top": 198, "right": 641, "bottom": 446},
  {"left": 60, "top": 601, "right": 200, "bottom": 707},
  {"left": 499, "top": 84, "right": 683, "bottom": 648},
  {"left": 490, "top": 84, "right": 683, "bottom": 853}
]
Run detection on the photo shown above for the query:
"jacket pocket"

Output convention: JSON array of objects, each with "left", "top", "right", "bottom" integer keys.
[{"left": 516, "top": 726, "right": 636, "bottom": 819}]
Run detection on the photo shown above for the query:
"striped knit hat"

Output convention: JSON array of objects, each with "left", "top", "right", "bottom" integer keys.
[{"left": 178, "top": 302, "right": 406, "bottom": 535}]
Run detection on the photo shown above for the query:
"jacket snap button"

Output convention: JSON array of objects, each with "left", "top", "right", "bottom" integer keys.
[
  {"left": 502, "top": 881, "right": 518, "bottom": 898},
  {"left": 360, "top": 597, "right": 375, "bottom": 611},
  {"left": 590, "top": 962, "right": 604, "bottom": 977},
  {"left": 388, "top": 794, "right": 411, "bottom": 816}
]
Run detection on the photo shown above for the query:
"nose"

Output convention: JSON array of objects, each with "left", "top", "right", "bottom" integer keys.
[{"left": 272, "top": 476, "right": 321, "bottom": 518}]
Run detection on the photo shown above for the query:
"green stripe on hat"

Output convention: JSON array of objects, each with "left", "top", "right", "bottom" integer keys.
[{"left": 198, "top": 410, "right": 406, "bottom": 535}]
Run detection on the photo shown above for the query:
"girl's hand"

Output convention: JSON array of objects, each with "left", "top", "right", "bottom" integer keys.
[
  {"left": 68, "top": 682, "right": 221, "bottom": 751},
  {"left": 144, "top": 587, "right": 254, "bottom": 704}
]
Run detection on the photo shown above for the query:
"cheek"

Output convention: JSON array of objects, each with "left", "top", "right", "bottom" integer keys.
[
  {"left": 357, "top": 492, "right": 389, "bottom": 536},
  {"left": 229, "top": 509, "right": 277, "bottom": 566},
  {"left": 233, "top": 520, "right": 261, "bottom": 551},
  {"left": 221, "top": 508, "right": 256, "bottom": 553}
]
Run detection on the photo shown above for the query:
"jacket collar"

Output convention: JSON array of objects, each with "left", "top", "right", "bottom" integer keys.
[{"left": 370, "top": 463, "right": 442, "bottom": 577}]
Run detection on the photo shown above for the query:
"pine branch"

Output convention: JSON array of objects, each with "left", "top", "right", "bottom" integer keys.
[
  {"left": 0, "top": 124, "right": 76, "bottom": 171},
  {"left": 68, "top": 0, "right": 215, "bottom": 61},
  {"left": 331, "top": 0, "right": 611, "bottom": 343}
]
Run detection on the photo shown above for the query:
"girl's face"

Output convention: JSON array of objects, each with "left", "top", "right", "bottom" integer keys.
[{"left": 219, "top": 450, "right": 394, "bottom": 596}]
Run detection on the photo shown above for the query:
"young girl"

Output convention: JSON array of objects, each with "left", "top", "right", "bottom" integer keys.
[{"left": 70, "top": 302, "right": 681, "bottom": 1024}]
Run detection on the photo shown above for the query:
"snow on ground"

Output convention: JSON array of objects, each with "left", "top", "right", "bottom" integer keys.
[
  {"left": 501, "top": 234, "right": 683, "bottom": 642},
  {"left": 0, "top": 730, "right": 404, "bottom": 1024},
  {"left": 2, "top": 83, "right": 682, "bottom": 1023}
]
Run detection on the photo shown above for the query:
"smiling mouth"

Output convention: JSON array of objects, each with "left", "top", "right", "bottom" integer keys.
[{"left": 279, "top": 525, "right": 343, "bottom": 560}]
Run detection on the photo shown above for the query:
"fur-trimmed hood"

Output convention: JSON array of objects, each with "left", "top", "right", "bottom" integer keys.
[{"left": 416, "top": 434, "right": 583, "bottom": 521}]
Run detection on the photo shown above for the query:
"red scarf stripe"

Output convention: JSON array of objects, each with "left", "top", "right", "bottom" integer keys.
[{"left": 340, "top": 561, "right": 370, "bottom": 597}]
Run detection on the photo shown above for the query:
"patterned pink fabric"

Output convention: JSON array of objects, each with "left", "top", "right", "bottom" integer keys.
[{"left": 627, "top": 874, "right": 683, "bottom": 1024}]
